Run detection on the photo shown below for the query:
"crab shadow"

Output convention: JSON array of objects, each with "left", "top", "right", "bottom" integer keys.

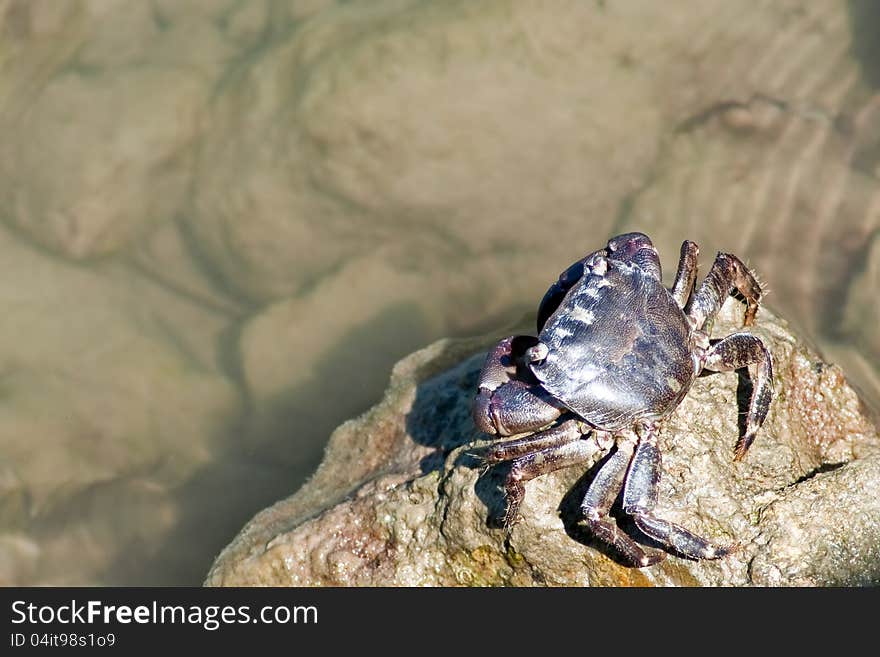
[
  {"left": 406, "top": 337, "right": 756, "bottom": 568},
  {"left": 465, "top": 365, "right": 756, "bottom": 567},
  {"left": 459, "top": 445, "right": 672, "bottom": 567},
  {"left": 402, "top": 347, "right": 532, "bottom": 519},
  {"left": 735, "top": 368, "right": 753, "bottom": 439},
  {"left": 698, "top": 347, "right": 754, "bottom": 442},
  {"left": 404, "top": 349, "right": 492, "bottom": 473},
  {"left": 555, "top": 451, "right": 669, "bottom": 565}
]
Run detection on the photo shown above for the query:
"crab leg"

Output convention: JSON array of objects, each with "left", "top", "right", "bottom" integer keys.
[
  {"left": 498, "top": 429, "right": 607, "bottom": 530},
  {"left": 686, "top": 252, "right": 763, "bottom": 330},
  {"left": 702, "top": 332, "right": 774, "bottom": 460},
  {"left": 623, "top": 432, "right": 736, "bottom": 560},
  {"left": 670, "top": 240, "right": 699, "bottom": 309},
  {"left": 580, "top": 440, "right": 665, "bottom": 567},
  {"left": 481, "top": 418, "right": 589, "bottom": 463}
]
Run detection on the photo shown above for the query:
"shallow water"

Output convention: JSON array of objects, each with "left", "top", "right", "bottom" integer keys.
[{"left": 0, "top": 0, "right": 877, "bottom": 585}]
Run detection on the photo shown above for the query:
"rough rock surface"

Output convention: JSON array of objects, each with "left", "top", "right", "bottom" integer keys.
[{"left": 206, "top": 299, "right": 880, "bottom": 586}]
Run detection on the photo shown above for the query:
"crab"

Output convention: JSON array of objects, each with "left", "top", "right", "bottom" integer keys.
[{"left": 472, "top": 232, "right": 773, "bottom": 566}]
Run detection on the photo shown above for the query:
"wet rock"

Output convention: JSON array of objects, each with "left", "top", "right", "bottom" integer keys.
[{"left": 205, "top": 299, "right": 880, "bottom": 586}]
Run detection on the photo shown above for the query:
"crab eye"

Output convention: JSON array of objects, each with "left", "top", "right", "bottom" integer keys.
[{"left": 526, "top": 342, "right": 549, "bottom": 363}]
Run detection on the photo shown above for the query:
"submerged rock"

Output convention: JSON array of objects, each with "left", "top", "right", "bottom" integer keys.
[
  {"left": 190, "top": 0, "right": 669, "bottom": 304},
  {"left": 0, "top": 230, "right": 241, "bottom": 586},
  {"left": 0, "top": 0, "right": 228, "bottom": 259},
  {"left": 206, "top": 299, "right": 880, "bottom": 586}
]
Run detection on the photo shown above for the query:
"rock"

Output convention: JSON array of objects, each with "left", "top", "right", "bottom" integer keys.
[{"left": 205, "top": 299, "right": 880, "bottom": 586}]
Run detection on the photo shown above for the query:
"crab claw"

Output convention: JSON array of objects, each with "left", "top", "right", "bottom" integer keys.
[
  {"left": 473, "top": 379, "right": 562, "bottom": 437},
  {"left": 473, "top": 336, "right": 563, "bottom": 436}
]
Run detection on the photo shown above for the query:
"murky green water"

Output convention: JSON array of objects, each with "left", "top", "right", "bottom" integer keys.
[{"left": 0, "top": 0, "right": 877, "bottom": 585}]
